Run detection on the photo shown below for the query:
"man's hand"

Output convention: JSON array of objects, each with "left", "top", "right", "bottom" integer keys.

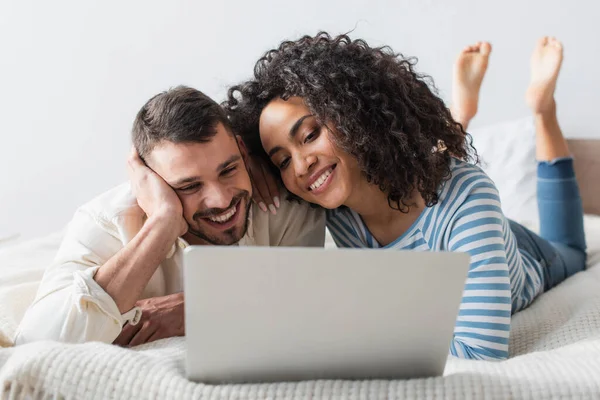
[
  {"left": 127, "top": 147, "right": 187, "bottom": 237},
  {"left": 113, "top": 292, "right": 185, "bottom": 347}
]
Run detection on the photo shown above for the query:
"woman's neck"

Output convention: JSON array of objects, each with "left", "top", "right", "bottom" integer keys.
[
  {"left": 344, "top": 179, "right": 426, "bottom": 246},
  {"left": 344, "top": 180, "right": 397, "bottom": 224}
]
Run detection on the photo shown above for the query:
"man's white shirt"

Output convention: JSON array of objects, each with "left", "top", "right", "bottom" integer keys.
[{"left": 15, "top": 183, "right": 325, "bottom": 344}]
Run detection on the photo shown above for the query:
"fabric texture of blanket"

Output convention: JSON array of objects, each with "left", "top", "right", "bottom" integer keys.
[{"left": 1, "top": 218, "right": 600, "bottom": 399}]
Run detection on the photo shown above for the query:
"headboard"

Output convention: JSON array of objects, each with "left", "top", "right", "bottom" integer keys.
[{"left": 569, "top": 139, "right": 600, "bottom": 216}]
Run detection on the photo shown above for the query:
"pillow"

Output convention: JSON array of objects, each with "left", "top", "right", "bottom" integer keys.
[
  {"left": 0, "top": 232, "right": 62, "bottom": 347},
  {"left": 584, "top": 214, "right": 600, "bottom": 267},
  {"left": 469, "top": 117, "right": 539, "bottom": 228}
]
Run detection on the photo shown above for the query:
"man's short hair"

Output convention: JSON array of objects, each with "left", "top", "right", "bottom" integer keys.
[{"left": 132, "top": 86, "right": 232, "bottom": 159}]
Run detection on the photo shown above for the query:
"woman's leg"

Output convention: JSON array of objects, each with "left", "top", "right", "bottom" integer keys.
[
  {"left": 526, "top": 37, "right": 586, "bottom": 288},
  {"left": 451, "top": 41, "right": 492, "bottom": 130}
]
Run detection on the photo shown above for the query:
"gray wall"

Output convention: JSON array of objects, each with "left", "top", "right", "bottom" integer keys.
[{"left": 2, "top": 0, "right": 598, "bottom": 240}]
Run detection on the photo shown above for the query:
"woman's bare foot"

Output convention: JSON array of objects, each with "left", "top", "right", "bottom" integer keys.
[
  {"left": 526, "top": 37, "right": 569, "bottom": 161},
  {"left": 526, "top": 36, "right": 563, "bottom": 115},
  {"left": 451, "top": 41, "right": 492, "bottom": 130}
]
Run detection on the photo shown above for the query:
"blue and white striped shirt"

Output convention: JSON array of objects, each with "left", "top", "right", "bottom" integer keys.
[{"left": 326, "top": 159, "right": 544, "bottom": 360}]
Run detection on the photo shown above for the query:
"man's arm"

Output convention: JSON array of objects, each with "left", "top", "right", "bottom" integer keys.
[
  {"left": 15, "top": 208, "right": 182, "bottom": 344},
  {"left": 94, "top": 148, "right": 187, "bottom": 313},
  {"left": 13, "top": 207, "right": 138, "bottom": 343},
  {"left": 16, "top": 208, "right": 184, "bottom": 345},
  {"left": 94, "top": 213, "right": 180, "bottom": 314},
  {"left": 16, "top": 150, "right": 187, "bottom": 344}
]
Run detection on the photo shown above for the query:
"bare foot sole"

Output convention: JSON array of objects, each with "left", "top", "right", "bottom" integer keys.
[
  {"left": 526, "top": 36, "right": 563, "bottom": 115},
  {"left": 451, "top": 41, "right": 492, "bottom": 127}
]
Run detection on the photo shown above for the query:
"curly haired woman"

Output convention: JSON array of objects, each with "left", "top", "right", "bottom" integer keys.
[{"left": 224, "top": 33, "right": 587, "bottom": 361}]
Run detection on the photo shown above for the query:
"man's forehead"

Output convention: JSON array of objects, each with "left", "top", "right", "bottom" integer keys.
[{"left": 147, "top": 134, "right": 242, "bottom": 183}]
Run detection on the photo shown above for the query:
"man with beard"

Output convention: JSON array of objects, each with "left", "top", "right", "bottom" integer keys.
[{"left": 15, "top": 86, "right": 325, "bottom": 346}]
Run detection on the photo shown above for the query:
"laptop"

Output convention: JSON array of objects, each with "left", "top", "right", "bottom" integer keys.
[{"left": 183, "top": 247, "right": 469, "bottom": 383}]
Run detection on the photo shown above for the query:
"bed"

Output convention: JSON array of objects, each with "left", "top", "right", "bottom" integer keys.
[{"left": 1, "top": 138, "right": 599, "bottom": 400}]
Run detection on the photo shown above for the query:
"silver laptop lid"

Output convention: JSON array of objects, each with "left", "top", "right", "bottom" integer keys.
[{"left": 184, "top": 247, "right": 469, "bottom": 383}]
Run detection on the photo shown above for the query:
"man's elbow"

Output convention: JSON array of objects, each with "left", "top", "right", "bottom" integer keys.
[{"left": 15, "top": 298, "right": 121, "bottom": 345}]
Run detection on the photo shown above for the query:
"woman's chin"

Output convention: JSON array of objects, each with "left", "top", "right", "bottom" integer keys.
[
  {"left": 319, "top": 202, "right": 341, "bottom": 210},
  {"left": 309, "top": 194, "right": 345, "bottom": 210},
  {"left": 291, "top": 187, "right": 345, "bottom": 209}
]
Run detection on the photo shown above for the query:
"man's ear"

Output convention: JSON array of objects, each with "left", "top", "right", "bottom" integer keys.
[{"left": 236, "top": 135, "right": 249, "bottom": 163}]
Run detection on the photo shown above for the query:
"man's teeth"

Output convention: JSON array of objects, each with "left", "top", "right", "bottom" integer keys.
[
  {"left": 310, "top": 168, "right": 333, "bottom": 191},
  {"left": 208, "top": 206, "right": 237, "bottom": 223}
]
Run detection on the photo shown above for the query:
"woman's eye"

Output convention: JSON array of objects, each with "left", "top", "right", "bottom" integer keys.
[
  {"left": 304, "top": 129, "right": 319, "bottom": 143},
  {"left": 279, "top": 158, "right": 290, "bottom": 170}
]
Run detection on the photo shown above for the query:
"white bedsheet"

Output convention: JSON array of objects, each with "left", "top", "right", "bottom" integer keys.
[{"left": 1, "top": 217, "right": 600, "bottom": 399}]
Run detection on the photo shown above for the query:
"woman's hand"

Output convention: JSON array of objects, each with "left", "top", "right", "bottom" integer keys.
[{"left": 246, "top": 154, "right": 280, "bottom": 214}]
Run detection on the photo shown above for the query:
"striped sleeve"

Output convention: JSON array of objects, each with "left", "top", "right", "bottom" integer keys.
[{"left": 446, "top": 178, "right": 512, "bottom": 361}]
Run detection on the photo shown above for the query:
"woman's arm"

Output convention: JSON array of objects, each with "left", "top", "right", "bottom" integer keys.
[{"left": 446, "top": 180, "right": 512, "bottom": 360}]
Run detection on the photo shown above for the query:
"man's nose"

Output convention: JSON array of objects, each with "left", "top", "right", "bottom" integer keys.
[{"left": 202, "top": 184, "right": 232, "bottom": 210}]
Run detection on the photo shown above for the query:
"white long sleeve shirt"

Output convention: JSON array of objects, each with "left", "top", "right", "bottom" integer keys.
[{"left": 15, "top": 183, "right": 325, "bottom": 345}]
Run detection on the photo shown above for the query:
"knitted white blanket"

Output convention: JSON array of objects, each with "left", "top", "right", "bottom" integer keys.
[{"left": 1, "top": 220, "right": 600, "bottom": 400}]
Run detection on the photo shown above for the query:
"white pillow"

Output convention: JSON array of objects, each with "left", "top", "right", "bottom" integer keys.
[
  {"left": 469, "top": 117, "right": 539, "bottom": 227},
  {"left": 0, "top": 231, "right": 62, "bottom": 346}
]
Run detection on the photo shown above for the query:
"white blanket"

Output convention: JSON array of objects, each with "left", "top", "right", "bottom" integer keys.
[{"left": 1, "top": 218, "right": 600, "bottom": 400}]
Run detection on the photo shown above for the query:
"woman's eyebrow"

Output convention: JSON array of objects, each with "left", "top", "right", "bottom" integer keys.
[
  {"left": 268, "top": 114, "right": 313, "bottom": 158},
  {"left": 288, "top": 114, "right": 313, "bottom": 139}
]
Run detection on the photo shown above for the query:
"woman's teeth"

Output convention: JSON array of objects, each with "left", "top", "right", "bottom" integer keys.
[
  {"left": 310, "top": 167, "right": 333, "bottom": 191},
  {"left": 208, "top": 205, "right": 237, "bottom": 223}
]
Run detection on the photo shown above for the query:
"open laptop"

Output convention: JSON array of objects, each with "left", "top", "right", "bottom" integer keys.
[{"left": 183, "top": 247, "right": 469, "bottom": 384}]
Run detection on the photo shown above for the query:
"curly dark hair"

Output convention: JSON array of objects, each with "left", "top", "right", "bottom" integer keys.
[{"left": 223, "top": 32, "right": 477, "bottom": 211}]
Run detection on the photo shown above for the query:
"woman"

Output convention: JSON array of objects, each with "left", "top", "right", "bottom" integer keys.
[{"left": 225, "top": 33, "right": 586, "bottom": 361}]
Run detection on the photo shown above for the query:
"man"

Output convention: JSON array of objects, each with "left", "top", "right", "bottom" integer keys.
[{"left": 15, "top": 86, "right": 325, "bottom": 346}]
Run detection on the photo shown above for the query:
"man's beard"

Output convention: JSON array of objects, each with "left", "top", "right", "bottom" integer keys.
[{"left": 186, "top": 190, "right": 251, "bottom": 246}]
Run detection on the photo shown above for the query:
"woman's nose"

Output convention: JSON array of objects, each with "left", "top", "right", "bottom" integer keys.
[{"left": 293, "top": 153, "right": 317, "bottom": 178}]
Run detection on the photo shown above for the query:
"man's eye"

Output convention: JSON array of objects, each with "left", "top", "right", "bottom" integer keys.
[
  {"left": 180, "top": 183, "right": 200, "bottom": 192},
  {"left": 279, "top": 158, "right": 290, "bottom": 170},
  {"left": 221, "top": 166, "right": 237, "bottom": 176}
]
